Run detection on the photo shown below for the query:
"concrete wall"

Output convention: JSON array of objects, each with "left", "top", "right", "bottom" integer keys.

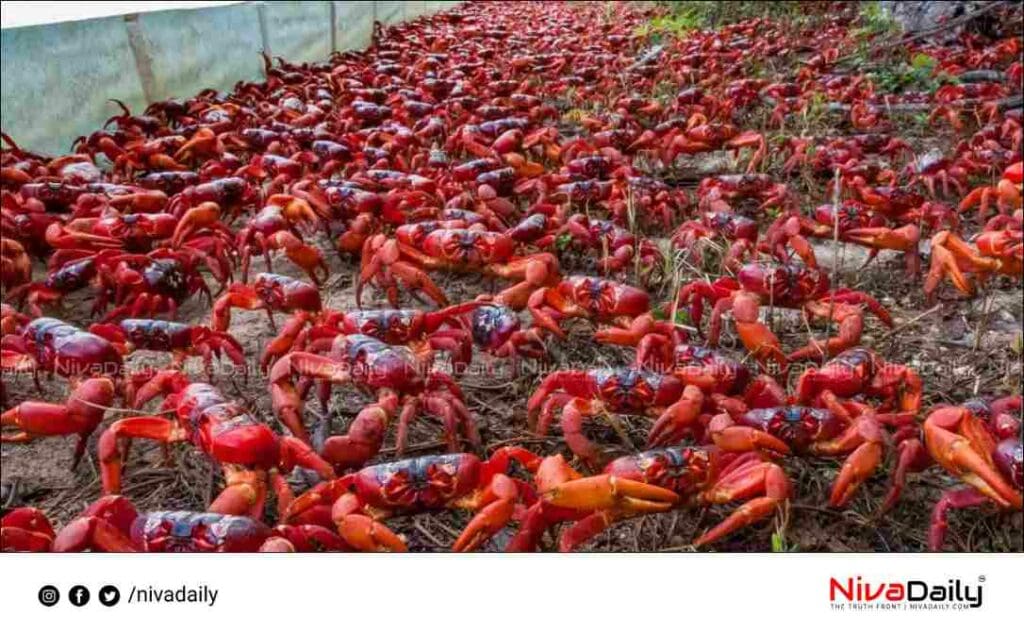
[{"left": 0, "top": 1, "right": 461, "bottom": 155}]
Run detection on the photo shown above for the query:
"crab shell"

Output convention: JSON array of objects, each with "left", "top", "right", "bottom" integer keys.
[
  {"left": 994, "top": 439, "right": 1023, "bottom": 491},
  {"left": 704, "top": 211, "right": 758, "bottom": 241},
  {"left": 23, "top": 317, "right": 123, "bottom": 378},
  {"left": 737, "top": 263, "right": 829, "bottom": 305},
  {"left": 813, "top": 201, "right": 883, "bottom": 232},
  {"left": 604, "top": 445, "right": 716, "bottom": 497},
  {"left": 350, "top": 453, "right": 481, "bottom": 513},
  {"left": 738, "top": 406, "right": 845, "bottom": 453},
  {"left": 557, "top": 275, "right": 651, "bottom": 317},
  {"left": 175, "top": 383, "right": 281, "bottom": 467},
  {"left": 804, "top": 347, "right": 881, "bottom": 396},
  {"left": 341, "top": 309, "right": 429, "bottom": 344},
  {"left": 337, "top": 334, "right": 425, "bottom": 393},
  {"left": 671, "top": 344, "right": 750, "bottom": 394},
  {"left": 320, "top": 182, "right": 382, "bottom": 215},
  {"left": 471, "top": 304, "right": 521, "bottom": 349},
  {"left": 132, "top": 511, "right": 272, "bottom": 552},
  {"left": 588, "top": 367, "right": 684, "bottom": 413},
  {"left": 115, "top": 319, "right": 195, "bottom": 351},
  {"left": 253, "top": 272, "right": 322, "bottom": 312},
  {"left": 420, "top": 229, "right": 517, "bottom": 265}
]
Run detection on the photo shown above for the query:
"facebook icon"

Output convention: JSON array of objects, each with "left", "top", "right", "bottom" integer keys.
[{"left": 69, "top": 585, "right": 90, "bottom": 607}]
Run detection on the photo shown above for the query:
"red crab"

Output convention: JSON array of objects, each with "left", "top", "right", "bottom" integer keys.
[
  {"left": 97, "top": 248, "right": 215, "bottom": 321},
  {"left": 274, "top": 302, "right": 484, "bottom": 374},
  {"left": 526, "top": 366, "right": 709, "bottom": 467},
  {"left": 270, "top": 337, "right": 476, "bottom": 468},
  {"left": 671, "top": 209, "right": 759, "bottom": 269},
  {"left": 795, "top": 347, "right": 922, "bottom": 423},
  {"left": 634, "top": 337, "right": 751, "bottom": 396},
  {"left": 924, "top": 398, "right": 1022, "bottom": 551},
  {"left": 509, "top": 447, "right": 791, "bottom": 551},
  {"left": 1, "top": 376, "right": 115, "bottom": 469},
  {"left": 1, "top": 507, "right": 56, "bottom": 552},
  {"left": 1, "top": 237, "right": 31, "bottom": 290},
  {"left": 706, "top": 394, "right": 893, "bottom": 508},
  {"left": 677, "top": 263, "right": 892, "bottom": 370},
  {"left": 630, "top": 116, "right": 767, "bottom": 172},
  {"left": 89, "top": 318, "right": 246, "bottom": 380},
  {"left": 212, "top": 271, "right": 322, "bottom": 333},
  {"left": 1, "top": 319, "right": 122, "bottom": 452},
  {"left": 696, "top": 174, "right": 792, "bottom": 214},
  {"left": 282, "top": 449, "right": 543, "bottom": 552},
  {"left": 803, "top": 202, "right": 924, "bottom": 274},
  {"left": 8, "top": 496, "right": 346, "bottom": 552},
  {"left": 98, "top": 372, "right": 334, "bottom": 518},
  {"left": 958, "top": 161, "right": 1022, "bottom": 218},
  {"left": 468, "top": 303, "right": 548, "bottom": 365},
  {"left": 538, "top": 213, "right": 666, "bottom": 286},
  {"left": 7, "top": 250, "right": 123, "bottom": 316},
  {"left": 358, "top": 224, "right": 560, "bottom": 309},
  {"left": 925, "top": 229, "right": 1022, "bottom": 300},
  {"left": 175, "top": 195, "right": 330, "bottom": 285},
  {"left": 528, "top": 275, "right": 680, "bottom": 346}
]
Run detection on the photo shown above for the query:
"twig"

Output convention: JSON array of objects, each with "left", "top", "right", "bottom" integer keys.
[
  {"left": 413, "top": 517, "right": 450, "bottom": 549},
  {"left": 973, "top": 289, "right": 994, "bottom": 352},
  {"left": 875, "top": 304, "right": 942, "bottom": 342}
]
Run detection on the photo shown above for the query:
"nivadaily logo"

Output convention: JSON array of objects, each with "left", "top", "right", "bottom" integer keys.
[{"left": 829, "top": 575, "right": 985, "bottom": 611}]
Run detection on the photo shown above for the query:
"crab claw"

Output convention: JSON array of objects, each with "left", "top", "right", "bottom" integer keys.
[
  {"left": 263, "top": 231, "right": 329, "bottom": 286},
  {"left": 708, "top": 413, "right": 791, "bottom": 455},
  {"left": 282, "top": 479, "right": 346, "bottom": 524},
  {"left": 843, "top": 224, "right": 920, "bottom": 251},
  {"left": 924, "top": 408, "right": 1023, "bottom": 509},
  {"left": 829, "top": 441, "right": 883, "bottom": 507},
  {"left": 452, "top": 474, "right": 519, "bottom": 552},
  {"left": 542, "top": 474, "right": 679, "bottom": 513},
  {"left": 171, "top": 201, "right": 222, "bottom": 247},
  {"left": 0, "top": 507, "right": 55, "bottom": 552},
  {"left": 647, "top": 385, "right": 704, "bottom": 447},
  {"left": 335, "top": 514, "right": 408, "bottom": 552},
  {"left": 331, "top": 493, "right": 407, "bottom": 552}
]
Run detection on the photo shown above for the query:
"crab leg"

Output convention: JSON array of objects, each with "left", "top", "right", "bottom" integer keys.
[
  {"left": 1, "top": 377, "right": 115, "bottom": 469},
  {"left": 559, "top": 398, "right": 608, "bottom": 467},
  {"left": 880, "top": 426, "right": 930, "bottom": 513},
  {"left": 452, "top": 473, "right": 519, "bottom": 552},
  {"left": 928, "top": 487, "right": 993, "bottom": 551},
  {"left": 270, "top": 352, "right": 351, "bottom": 443},
  {"left": 209, "top": 468, "right": 268, "bottom": 519},
  {"left": 97, "top": 416, "right": 189, "bottom": 493},
  {"left": 592, "top": 313, "right": 664, "bottom": 347},
  {"left": 787, "top": 301, "right": 865, "bottom": 363},
  {"left": 263, "top": 231, "right": 329, "bottom": 286},
  {"left": 322, "top": 393, "right": 397, "bottom": 470},
  {"left": 731, "top": 292, "right": 787, "bottom": 371},
  {"left": 694, "top": 460, "right": 791, "bottom": 547},
  {"left": 814, "top": 414, "right": 885, "bottom": 506}
]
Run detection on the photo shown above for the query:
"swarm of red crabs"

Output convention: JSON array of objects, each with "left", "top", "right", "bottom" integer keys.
[{"left": 2, "top": 2, "right": 1021, "bottom": 554}]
